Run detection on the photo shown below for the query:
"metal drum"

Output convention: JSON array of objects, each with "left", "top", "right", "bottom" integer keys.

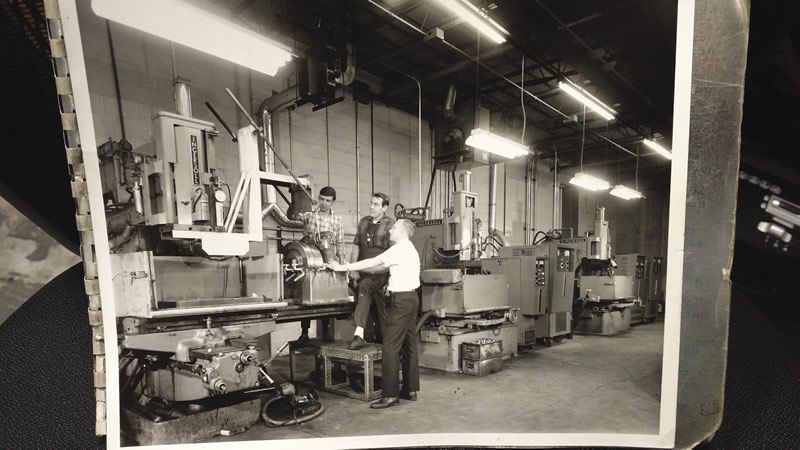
[{"left": 284, "top": 241, "right": 327, "bottom": 269}]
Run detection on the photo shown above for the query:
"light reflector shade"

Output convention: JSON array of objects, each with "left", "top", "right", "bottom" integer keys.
[
  {"left": 558, "top": 81, "right": 616, "bottom": 121},
  {"left": 436, "top": 0, "right": 508, "bottom": 44},
  {"left": 92, "top": 0, "right": 293, "bottom": 76},
  {"left": 610, "top": 185, "right": 644, "bottom": 200},
  {"left": 643, "top": 139, "right": 673, "bottom": 160},
  {"left": 465, "top": 128, "right": 530, "bottom": 159},
  {"left": 568, "top": 172, "right": 610, "bottom": 191}
]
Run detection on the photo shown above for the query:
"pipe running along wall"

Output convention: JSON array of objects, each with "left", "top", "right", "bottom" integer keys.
[{"left": 259, "top": 106, "right": 302, "bottom": 229}]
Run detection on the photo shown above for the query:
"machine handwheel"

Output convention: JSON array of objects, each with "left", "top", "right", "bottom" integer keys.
[{"left": 553, "top": 335, "right": 563, "bottom": 343}]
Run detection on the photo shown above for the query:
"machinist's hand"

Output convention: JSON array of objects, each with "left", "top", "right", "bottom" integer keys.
[
  {"left": 328, "top": 261, "right": 347, "bottom": 272},
  {"left": 350, "top": 270, "right": 360, "bottom": 282}
]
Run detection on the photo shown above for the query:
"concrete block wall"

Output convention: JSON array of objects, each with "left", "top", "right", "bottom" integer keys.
[
  {"left": 272, "top": 97, "right": 433, "bottom": 241},
  {"left": 462, "top": 156, "right": 557, "bottom": 247}
]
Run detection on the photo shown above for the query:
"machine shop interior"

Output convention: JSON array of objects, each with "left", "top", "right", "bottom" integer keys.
[{"left": 81, "top": 0, "right": 676, "bottom": 444}]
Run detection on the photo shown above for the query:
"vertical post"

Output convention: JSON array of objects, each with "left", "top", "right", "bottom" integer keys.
[
  {"left": 355, "top": 98, "right": 361, "bottom": 219},
  {"left": 417, "top": 80, "right": 422, "bottom": 206}
]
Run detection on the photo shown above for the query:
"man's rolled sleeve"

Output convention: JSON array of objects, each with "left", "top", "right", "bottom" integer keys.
[{"left": 377, "top": 245, "right": 400, "bottom": 267}]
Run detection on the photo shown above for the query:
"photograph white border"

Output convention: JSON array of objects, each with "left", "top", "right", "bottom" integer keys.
[{"left": 59, "top": 0, "right": 696, "bottom": 447}]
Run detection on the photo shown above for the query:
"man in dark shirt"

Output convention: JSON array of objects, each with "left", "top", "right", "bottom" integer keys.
[{"left": 347, "top": 193, "right": 394, "bottom": 349}]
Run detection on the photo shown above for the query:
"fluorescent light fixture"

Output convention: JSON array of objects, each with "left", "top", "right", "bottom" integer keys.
[
  {"left": 610, "top": 185, "right": 644, "bottom": 200},
  {"left": 558, "top": 81, "right": 616, "bottom": 121},
  {"left": 92, "top": 0, "right": 293, "bottom": 76},
  {"left": 569, "top": 172, "right": 610, "bottom": 191},
  {"left": 643, "top": 139, "right": 673, "bottom": 160},
  {"left": 436, "top": 0, "right": 508, "bottom": 44},
  {"left": 465, "top": 128, "right": 529, "bottom": 159}
]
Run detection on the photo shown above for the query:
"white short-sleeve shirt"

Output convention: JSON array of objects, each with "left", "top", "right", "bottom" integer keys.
[{"left": 377, "top": 238, "right": 421, "bottom": 292}]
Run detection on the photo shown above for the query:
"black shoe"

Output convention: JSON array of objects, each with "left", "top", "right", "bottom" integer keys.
[
  {"left": 294, "top": 334, "right": 309, "bottom": 346},
  {"left": 348, "top": 336, "right": 367, "bottom": 350},
  {"left": 399, "top": 391, "right": 417, "bottom": 401},
  {"left": 370, "top": 397, "right": 399, "bottom": 409}
]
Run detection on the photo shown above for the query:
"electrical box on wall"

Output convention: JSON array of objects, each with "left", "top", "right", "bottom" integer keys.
[
  {"left": 295, "top": 13, "right": 346, "bottom": 111},
  {"left": 434, "top": 101, "right": 493, "bottom": 171}
]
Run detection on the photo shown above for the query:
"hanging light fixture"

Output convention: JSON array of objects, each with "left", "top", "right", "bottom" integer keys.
[
  {"left": 643, "top": 138, "right": 673, "bottom": 160},
  {"left": 92, "top": 0, "right": 293, "bottom": 76},
  {"left": 435, "top": 0, "right": 509, "bottom": 44},
  {"left": 610, "top": 145, "right": 644, "bottom": 200},
  {"left": 465, "top": 128, "right": 530, "bottom": 159},
  {"left": 569, "top": 172, "right": 611, "bottom": 191},
  {"left": 568, "top": 104, "right": 610, "bottom": 191},
  {"left": 558, "top": 81, "right": 616, "bottom": 121},
  {"left": 610, "top": 184, "right": 643, "bottom": 199}
]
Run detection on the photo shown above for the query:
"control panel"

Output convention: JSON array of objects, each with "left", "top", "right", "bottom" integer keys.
[
  {"left": 535, "top": 258, "right": 546, "bottom": 286},
  {"left": 556, "top": 248, "right": 572, "bottom": 272},
  {"left": 653, "top": 257, "right": 663, "bottom": 274},
  {"left": 635, "top": 256, "right": 647, "bottom": 279}
]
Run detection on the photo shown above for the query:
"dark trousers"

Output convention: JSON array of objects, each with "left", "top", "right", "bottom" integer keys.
[
  {"left": 381, "top": 291, "right": 420, "bottom": 397},
  {"left": 354, "top": 274, "right": 388, "bottom": 342}
]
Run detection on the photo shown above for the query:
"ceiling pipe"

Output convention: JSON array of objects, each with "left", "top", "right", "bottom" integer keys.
[
  {"left": 443, "top": 84, "right": 457, "bottom": 121},
  {"left": 366, "top": 0, "right": 641, "bottom": 160},
  {"left": 385, "top": 64, "right": 423, "bottom": 206}
]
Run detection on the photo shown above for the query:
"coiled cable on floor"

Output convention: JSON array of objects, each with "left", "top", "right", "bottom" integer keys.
[{"left": 261, "top": 395, "right": 326, "bottom": 427}]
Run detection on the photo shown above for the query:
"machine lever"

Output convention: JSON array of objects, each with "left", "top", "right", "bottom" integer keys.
[
  {"left": 204, "top": 101, "right": 237, "bottom": 142},
  {"left": 225, "top": 88, "right": 314, "bottom": 205}
]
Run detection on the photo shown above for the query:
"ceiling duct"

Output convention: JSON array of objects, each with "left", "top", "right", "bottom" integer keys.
[
  {"left": 434, "top": 97, "right": 493, "bottom": 171},
  {"left": 443, "top": 84, "right": 457, "bottom": 121}
]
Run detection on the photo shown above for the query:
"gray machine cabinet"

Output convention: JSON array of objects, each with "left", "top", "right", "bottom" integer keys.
[
  {"left": 481, "top": 258, "right": 544, "bottom": 315},
  {"left": 421, "top": 274, "right": 509, "bottom": 316}
]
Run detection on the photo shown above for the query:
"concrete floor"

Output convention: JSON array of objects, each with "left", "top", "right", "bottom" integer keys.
[
  {"left": 0, "top": 196, "right": 81, "bottom": 324},
  {"left": 207, "top": 320, "right": 664, "bottom": 443}
]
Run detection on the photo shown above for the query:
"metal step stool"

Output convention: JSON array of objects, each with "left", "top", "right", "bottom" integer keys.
[{"left": 319, "top": 341, "right": 385, "bottom": 401}]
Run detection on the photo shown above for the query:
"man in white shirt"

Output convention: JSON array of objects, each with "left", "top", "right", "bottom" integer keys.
[{"left": 328, "top": 219, "right": 421, "bottom": 409}]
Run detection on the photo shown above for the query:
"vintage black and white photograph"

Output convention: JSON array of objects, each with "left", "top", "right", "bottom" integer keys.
[{"left": 59, "top": 0, "right": 690, "bottom": 447}]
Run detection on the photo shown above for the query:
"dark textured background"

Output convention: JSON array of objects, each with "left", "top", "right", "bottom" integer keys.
[{"left": 1, "top": 0, "right": 799, "bottom": 448}]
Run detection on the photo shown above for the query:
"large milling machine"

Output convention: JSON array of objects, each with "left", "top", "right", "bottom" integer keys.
[
  {"left": 568, "top": 207, "right": 637, "bottom": 335},
  {"left": 411, "top": 170, "right": 519, "bottom": 373},
  {"left": 100, "top": 79, "right": 352, "bottom": 444}
]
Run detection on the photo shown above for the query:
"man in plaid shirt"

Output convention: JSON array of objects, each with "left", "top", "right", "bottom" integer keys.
[{"left": 295, "top": 186, "right": 346, "bottom": 264}]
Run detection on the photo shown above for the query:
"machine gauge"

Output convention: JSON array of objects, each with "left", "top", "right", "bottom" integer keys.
[{"left": 214, "top": 189, "right": 227, "bottom": 203}]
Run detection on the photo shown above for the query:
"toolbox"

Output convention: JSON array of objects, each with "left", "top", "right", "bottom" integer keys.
[
  {"left": 460, "top": 338, "right": 503, "bottom": 361},
  {"left": 460, "top": 338, "right": 504, "bottom": 376},
  {"left": 461, "top": 356, "right": 503, "bottom": 376}
]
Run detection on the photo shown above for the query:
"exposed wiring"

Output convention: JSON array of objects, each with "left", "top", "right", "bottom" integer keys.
[
  {"left": 191, "top": 187, "right": 204, "bottom": 212},
  {"left": 580, "top": 104, "right": 586, "bottom": 171},
  {"left": 484, "top": 235, "right": 504, "bottom": 247},
  {"left": 223, "top": 183, "right": 232, "bottom": 207},
  {"left": 482, "top": 242, "right": 499, "bottom": 253},
  {"left": 432, "top": 244, "right": 469, "bottom": 259},
  {"left": 635, "top": 143, "right": 640, "bottom": 191},
  {"left": 521, "top": 55, "right": 526, "bottom": 144},
  {"left": 261, "top": 395, "right": 326, "bottom": 427}
]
